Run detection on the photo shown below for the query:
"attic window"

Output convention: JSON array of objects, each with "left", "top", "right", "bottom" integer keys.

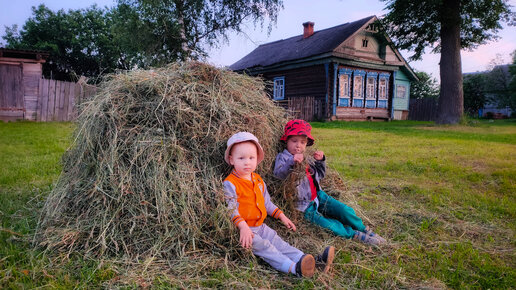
[{"left": 362, "top": 39, "right": 369, "bottom": 47}]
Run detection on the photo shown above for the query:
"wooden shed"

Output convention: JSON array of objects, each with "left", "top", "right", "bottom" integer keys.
[
  {"left": 230, "top": 16, "right": 418, "bottom": 121},
  {"left": 0, "top": 48, "right": 49, "bottom": 122}
]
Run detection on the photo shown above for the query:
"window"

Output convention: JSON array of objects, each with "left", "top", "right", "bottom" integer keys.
[
  {"left": 378, "top": 73, "right": 390, "bottom": 109},
  {"left": 396, "top": 85, "right": 407, "bottom": 99},
  {"left": 352, "top": 71, "right": 365, "bottom": 107},
  {"left": 362, "top": 39, "right": 368, "bottom": 47},
  {"left": 273, "top": 77, "right": 285, "bottom": 100},
  {"left": 365, "top": 73, "right": 377, "bottom": 108},
  {"left": 338, "top": 73, "right": 351, "bottom": 107}
]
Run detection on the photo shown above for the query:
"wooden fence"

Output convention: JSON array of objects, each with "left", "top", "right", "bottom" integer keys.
[
  {"left": 283, "top": 96, "right": 325, "bottom": 121},
  {"left": 408, "top": 98, "right": 438, "bottom": 121},
  {"left": 36, "top": 79, "right": 96, "bottom": 122}
]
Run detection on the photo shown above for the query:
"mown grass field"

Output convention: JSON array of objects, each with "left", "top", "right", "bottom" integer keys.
[{"left": 1, "top": 120, "right": 515, "bottom": 288}]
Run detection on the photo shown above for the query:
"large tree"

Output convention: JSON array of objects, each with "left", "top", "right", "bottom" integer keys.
[
  {"left": 3, "top": 1, "right": 283, "bottom": 80},
  {"left": 116, "top": 0, "right": 283, "bottom": 61},
  {"left": 381, "top": 0, "right": 515, "bottom": 124}
]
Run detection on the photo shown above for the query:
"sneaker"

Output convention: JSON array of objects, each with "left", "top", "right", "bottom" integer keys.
[
  {"left": 295, "top": 254, "right": 315, "bottom": 278},
  {"left": 353, "top": 230, "right": 381, "bottom": 245},
  {"left": 365, "top": 228, "right": 387, "bottom": 244},
  {"left": 315, "top": 246, "right": 335, "bottom": 273}
]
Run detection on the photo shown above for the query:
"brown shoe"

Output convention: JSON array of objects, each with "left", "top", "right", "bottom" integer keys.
[
  {"left": 295, "top": 254, "right": 315, "bottom": 278},
  {"left": 315, "top": 246, "right": 335, "bottom": 273}
]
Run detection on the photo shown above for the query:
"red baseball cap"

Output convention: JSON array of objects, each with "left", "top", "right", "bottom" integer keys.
[{"left": 280, "top": 119, "right": 314, "bottom": 146}]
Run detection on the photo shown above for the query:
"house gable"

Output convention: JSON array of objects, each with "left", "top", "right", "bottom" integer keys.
[{"left": 334, "top": 18, "right": 404, "bottom": 66}]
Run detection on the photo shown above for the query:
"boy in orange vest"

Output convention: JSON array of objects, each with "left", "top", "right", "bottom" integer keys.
[{"left": 223, "top": 132, "right": 334, "bottom": 277}]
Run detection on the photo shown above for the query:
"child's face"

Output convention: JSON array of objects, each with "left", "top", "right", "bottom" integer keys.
[
  {"left": 286, "top": 135, "right": 308, "bottom": 155},
  {"left": 229, "top": 141, "right": 258, "bottom": 178}
]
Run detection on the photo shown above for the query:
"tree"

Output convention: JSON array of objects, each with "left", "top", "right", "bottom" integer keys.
[
  {"left": 463, "top": 73, "right": 487, "bottom": 116},
  {"left": 3, "top": 4, "right": 121, "bottom": 81},
  {"left": 410, "top": 71, "right": 440, "bottom": 99},
  {"left": 3, "top": 1, "right": 283, "bottom": 80},
  {"left": 505, "top": 51, "right": 516, "bottom": 112},
  {"left": 381, "top": 0, "right": 515, "bottom": 124},
  {"left": 116, "top": 0, "right": 284, "bottom": 61}
]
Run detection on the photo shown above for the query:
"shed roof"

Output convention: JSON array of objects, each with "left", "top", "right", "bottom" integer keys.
[{"left": 0, "top": 48, "right": 49, "bottom": 61}]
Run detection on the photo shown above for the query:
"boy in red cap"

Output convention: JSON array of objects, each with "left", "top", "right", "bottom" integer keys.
[
  {"left": 274, "top": 120, "right": 386, "bottom": 245},
  {"left": 223, "top": 132, "right": 334, "bottom": 277}
]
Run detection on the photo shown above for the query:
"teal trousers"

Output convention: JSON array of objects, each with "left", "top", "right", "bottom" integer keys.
[{"left": 304, "top": 190, "right": 366, "bottom": 239}]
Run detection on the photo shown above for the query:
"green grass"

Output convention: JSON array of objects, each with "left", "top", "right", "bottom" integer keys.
[{"left": 1, "top": 120, "right": 515, "bottom": 288}]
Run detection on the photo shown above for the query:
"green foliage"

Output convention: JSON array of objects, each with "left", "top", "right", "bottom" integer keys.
[
  {"left": 3, "top": 5, "right": 120, "bottom": 81},
  {"left": 380, "top": 0, "right": 515, "bottom": 61},
  {"left": 3, "top": 1, "right": 283, "bottom": 80},
  {"left": 463, "top": 73, "right": 487, "bottom": 116},
  {"left": 410, "top": 71, "right": 439, "bottom": 99},
  {"left": 117, "top": 0, "right": 283, "bottom": 61}
]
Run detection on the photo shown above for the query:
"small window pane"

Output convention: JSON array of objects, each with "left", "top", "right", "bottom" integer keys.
[
  {"left": 396, "top": 85, "right": 406, "bottom": 99},
  {"left": 353, "top": 75, "right": 363, "bottom": 98}
]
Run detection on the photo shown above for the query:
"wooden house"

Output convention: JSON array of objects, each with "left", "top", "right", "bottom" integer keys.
[
  {"left": 230, "top": 16, "right": 418, "bottom": 121},
  {"left": 0, "top": 48, "right": 49, "bottom": 121}
]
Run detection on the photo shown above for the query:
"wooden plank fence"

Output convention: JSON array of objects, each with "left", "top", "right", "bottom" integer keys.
[
  {"left": 408, "top": 98, "right": 438, "bottom": 121},
  {"left": 284, "top": 96, "right": 324, "bottom": 121},
  {"left": 36, "top": 79, "right": 96, "bottom": 121}
]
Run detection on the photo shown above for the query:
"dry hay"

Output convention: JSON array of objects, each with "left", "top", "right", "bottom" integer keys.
[{"left": 36, "top": 62, "right": 288, "bottom": 262}]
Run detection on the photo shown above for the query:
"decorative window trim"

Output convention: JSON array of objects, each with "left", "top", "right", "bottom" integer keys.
[
  {"left": 378, "top": 73, "right": 390, "bottom": 109},
  {"left": 273, "top": 77, "right": 285, "bottom": 100},
  {"left": 338, "top": 68, "right": 352, "bottom": 107},
  {"left": 352, "top": 70, "right": 365, "bottom": 108},
  {"left": 365, "top": 72, "right": 378, "bottom": 108}
]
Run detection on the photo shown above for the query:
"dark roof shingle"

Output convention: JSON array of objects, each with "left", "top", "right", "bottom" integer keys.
[{"left": 230, "top": 16, "right": 374, "bottom": 71}]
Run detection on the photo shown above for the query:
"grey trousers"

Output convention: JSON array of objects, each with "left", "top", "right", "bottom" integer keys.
[{"left": 250, "top": 223, "right": 304, "bottom": 273}]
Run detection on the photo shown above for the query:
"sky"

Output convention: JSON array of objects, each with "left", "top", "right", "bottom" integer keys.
[{"left": 1, "top": 0, "right": 515, "bottom": 81}]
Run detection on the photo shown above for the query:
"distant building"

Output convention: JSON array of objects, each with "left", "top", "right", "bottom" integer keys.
[
  {"left": 230, "top": 16, "right": 418, "bottom": 121},
  {"left": 0, "top": 48, "right": 49, "bottom": 121}
]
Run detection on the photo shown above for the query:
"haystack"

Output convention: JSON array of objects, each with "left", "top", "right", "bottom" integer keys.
[{"left": 36, "top": 62, "right": 289, "bottom": 261}]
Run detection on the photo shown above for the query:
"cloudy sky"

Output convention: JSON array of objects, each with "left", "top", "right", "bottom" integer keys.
[{"left": 1, "top": 0, "right": 515, "bottom": 80}]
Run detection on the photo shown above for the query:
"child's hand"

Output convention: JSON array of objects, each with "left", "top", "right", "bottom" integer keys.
[
  {"left": 238, "top": 223, "right": 254, "bottom": 249},
  {"left": 313, "top": 151, "right": 324, "bottom": 161},
  {"left": 278, "top": 213, "right": 297, "bottom": 232},
  {"left": 293, "top": 153, "right": 304, "bottom": 163}
]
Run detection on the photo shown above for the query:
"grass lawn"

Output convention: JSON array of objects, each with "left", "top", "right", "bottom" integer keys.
[{"left": 1, "top": 120, "right": 515, "bottom": 288}]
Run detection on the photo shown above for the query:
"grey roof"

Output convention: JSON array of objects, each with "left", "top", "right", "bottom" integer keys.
[{"left": 230, "top": 16, "right": 375, "bottom": 71}]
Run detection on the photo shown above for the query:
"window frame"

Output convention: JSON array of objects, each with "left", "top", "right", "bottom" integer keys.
[
  {"left": 365, "top": 72, "right": 378, "bottom": 108},
  {"left": 378, "top": 73, "right": 390, "bottom": 109},
  {"left": 273, "top": 77, "right": 285, "bottom": 100},
  {"left": 338, "top": 68, "right": 353, "bottom": 107},
  {"left": 352, "top": 70, "right": 366, "bottom": 108}
]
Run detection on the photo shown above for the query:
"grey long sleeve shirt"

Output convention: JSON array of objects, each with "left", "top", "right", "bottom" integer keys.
[{"left": 273, "top": 149, "right": 326, "bottom": 212}]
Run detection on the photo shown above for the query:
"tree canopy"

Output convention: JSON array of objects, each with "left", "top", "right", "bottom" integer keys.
[
  {"left": 3, "top": 0, "right": 283, "bottom": 81},
  {"left": 381, "top": 0, "right": 515, "bottom": 124},
  {"left": 3, "top": 5, "right": 119, "bottom": 81},
  {"left": 410, "top": 71, "right": 440, "bottom": 100}
]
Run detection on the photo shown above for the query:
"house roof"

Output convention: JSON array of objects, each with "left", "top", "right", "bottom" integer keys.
[{"left": 230, "top": 16, "right": 375, "bottom": 71}]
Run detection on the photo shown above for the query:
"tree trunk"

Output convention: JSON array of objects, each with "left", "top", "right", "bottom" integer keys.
[
  {"left": 174, "top": 0, "right": 191, "bottom": 60},
  {"left": 437, "top": 0, "right": 463, "bottom": 124}
]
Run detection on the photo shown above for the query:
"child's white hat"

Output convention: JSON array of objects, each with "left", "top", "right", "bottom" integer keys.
[{"left": 224, "top": 132, "right": 264, "bottom": 165}]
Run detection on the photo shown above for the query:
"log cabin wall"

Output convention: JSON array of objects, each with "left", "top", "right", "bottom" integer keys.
[{"left": 262, "top": 64, "right": 328, "bottom": 121}]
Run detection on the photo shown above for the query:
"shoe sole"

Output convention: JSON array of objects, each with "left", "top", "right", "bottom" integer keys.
[
  {"left": 300, "top": 254, "right": 315, "bottom": 278},
  {"left": 323, "top": 246, "right": 335, "bottom": 273}
]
